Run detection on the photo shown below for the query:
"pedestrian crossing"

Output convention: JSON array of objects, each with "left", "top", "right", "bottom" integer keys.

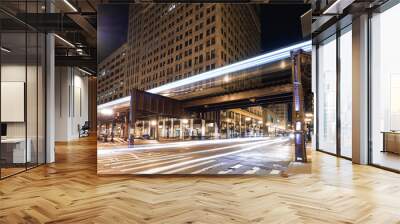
[{"left": 98, "top": 137, "right": 292, "bottom": 175}]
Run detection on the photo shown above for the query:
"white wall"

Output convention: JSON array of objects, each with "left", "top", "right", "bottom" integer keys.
[
  {"left": 1, "top": 64, "right": 35, "bottom": 138},
  {"left": 55, "top": 67, "right": 89, "bottom": 141}
]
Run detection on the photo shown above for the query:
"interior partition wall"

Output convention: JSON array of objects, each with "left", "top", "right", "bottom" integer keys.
[
  {"left": 370, "top": 2, "right": 400, "bottom": 171},
  {"left": 0, "top": 1, "right": 46, "bottom": 179},
  {"left": 316, "top": 25, "right": 353, "bottom": 159}
]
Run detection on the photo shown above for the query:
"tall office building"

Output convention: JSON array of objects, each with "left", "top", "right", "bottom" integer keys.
[
  {"left": 98, "top": 43, "right": 128, "bottom": 104},
  {"left": 124, "top": 3, "right": 261, "bottom": 94}
]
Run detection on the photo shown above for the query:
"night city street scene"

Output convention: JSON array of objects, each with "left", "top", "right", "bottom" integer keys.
[{"left": 97, "top": 3, "right": 313, "bottom": 175}]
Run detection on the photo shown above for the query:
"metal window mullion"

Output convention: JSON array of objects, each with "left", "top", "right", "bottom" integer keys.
[
  {"left": 336, "top": 31, "right": 341, "bottom": 157},
  {"left": 25, "top": 0, "right": 28, "bottom": 171},
  {"left": 367, "top": 11, "right": 373, "bottom": 165},
  {"left": 315, "top": 44, "right": 320, "bottom": 151},
  {"left": 36, "top": 2, "right": 39, "bottom": 167}
]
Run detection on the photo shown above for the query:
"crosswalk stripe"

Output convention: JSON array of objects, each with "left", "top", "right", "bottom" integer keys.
[
  {"left": 230, "top": 164, "right": 243, "bottom": 169},
  {"left": 244, "top": 167, "right": 260, "bottom": 174},
  {"left": 218, "top": 164, "right": 243, "bottom": 174},
  {"left": 270, "top": 169, "right": 281, "bottom": 175}
]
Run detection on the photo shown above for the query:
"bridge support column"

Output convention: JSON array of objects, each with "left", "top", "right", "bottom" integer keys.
[
  {"left": 262, "top": 108, "right": 268, "bottom": 137},
  {"left": 129, "top": 93, "right": 136, "bottom": 147},
  {"left": 291, "top": 51, "right": 307, "bottom": 162},
  {"left": 124, "top": 115, "right": 129, "bottom": 140}
]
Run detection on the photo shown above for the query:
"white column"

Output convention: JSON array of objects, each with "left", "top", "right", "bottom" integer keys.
[
  {"left": 239, "top": 114, "right": 242, "bottom": 137},
  {"left": 179, "top": 119, "right": 184, "bottom": 140},
  {"left": 154, "top": 119, "right": 158, "bottom": 140},
  {"left": 141, "top": 120, "right": 145, "bottom": 136},
  {"left": 189, "top": 119, "right": 193, "bottom": 137},
  {"left": 162, "top": 119, "right": 166, "bottom": 138},
  {"left": 201, "top": 119, "right": 206, "bottom": 137},
  {"left": 171, "top": 118, "right": 175, "bottom": 138},
  {"left": 46, "top": 30, "right": 55, "bottom": 163},
  {"left": 352, "top": 14, "right": 369, "bottom": 164},
  {"left": 214, "top": 121, "right": 219, "bottom": 139}
]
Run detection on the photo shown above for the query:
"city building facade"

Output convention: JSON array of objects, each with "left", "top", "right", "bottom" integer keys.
[
  {"left": 98, "top": 43, "right": 128, "bottom": 104},
  {"left": 125, "top": 3, "right": 260, "bottom": 92}
]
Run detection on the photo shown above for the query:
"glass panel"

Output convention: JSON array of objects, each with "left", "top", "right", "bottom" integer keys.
[
  {"left": 339, "top": 28, "right": 352, "bottom": 158},
  {"left": 317, "top": 36, "right": 337, "bottom": 154},
  {"left": 27, "top": 31, "right": 38, "bottom": 169},
  {"left": 38, "top": 32, "right": 45, "bottom": 165},
  {"left": 371, "top": 3, "right": 400, "bottom": 171},
  {"left": 1, "top": 31, "right": 28, "bottom": 177}
]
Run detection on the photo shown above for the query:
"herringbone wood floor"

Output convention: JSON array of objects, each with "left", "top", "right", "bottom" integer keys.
[{"left": 1, "top": 136, "right": 400, "bottom": 224}]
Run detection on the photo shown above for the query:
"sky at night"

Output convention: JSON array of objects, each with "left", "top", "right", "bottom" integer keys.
[
  {"left": 98, "top": 4, "right": 129, "bottom": 62},
  {"left": 98, "top": 4, "right": 310, "bottom": 62}
]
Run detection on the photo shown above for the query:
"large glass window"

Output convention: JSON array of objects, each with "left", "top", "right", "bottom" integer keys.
[
  {"left": 317, "top": 36, "right": 337, "bottom": 154},
  {"left": 1, "top": 31, "right": 28, "bottom": 177},
  {"left": 0, "top": 2, "right": 46, "bottom": 179},
  {"left": 370, "top": 3, "right": 400, "bottom": 171},
  {"left": 339, "top": 28, "right": 352, "bottom": 158}
]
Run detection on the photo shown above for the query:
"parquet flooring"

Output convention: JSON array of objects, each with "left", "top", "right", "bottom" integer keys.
[{"left": 1, "top": 136, "right": 400, "bottom": 223}]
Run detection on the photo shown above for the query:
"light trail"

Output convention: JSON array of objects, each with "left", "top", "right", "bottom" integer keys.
[
  {"left": 148, "top": 40, "right": 311, "bottom": 94},
  {"left": 136, "top": 138, "right": 287, "bottom": 174},
  {"left": 97, "top": 137, "right": 272, "bottom": 155}
]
